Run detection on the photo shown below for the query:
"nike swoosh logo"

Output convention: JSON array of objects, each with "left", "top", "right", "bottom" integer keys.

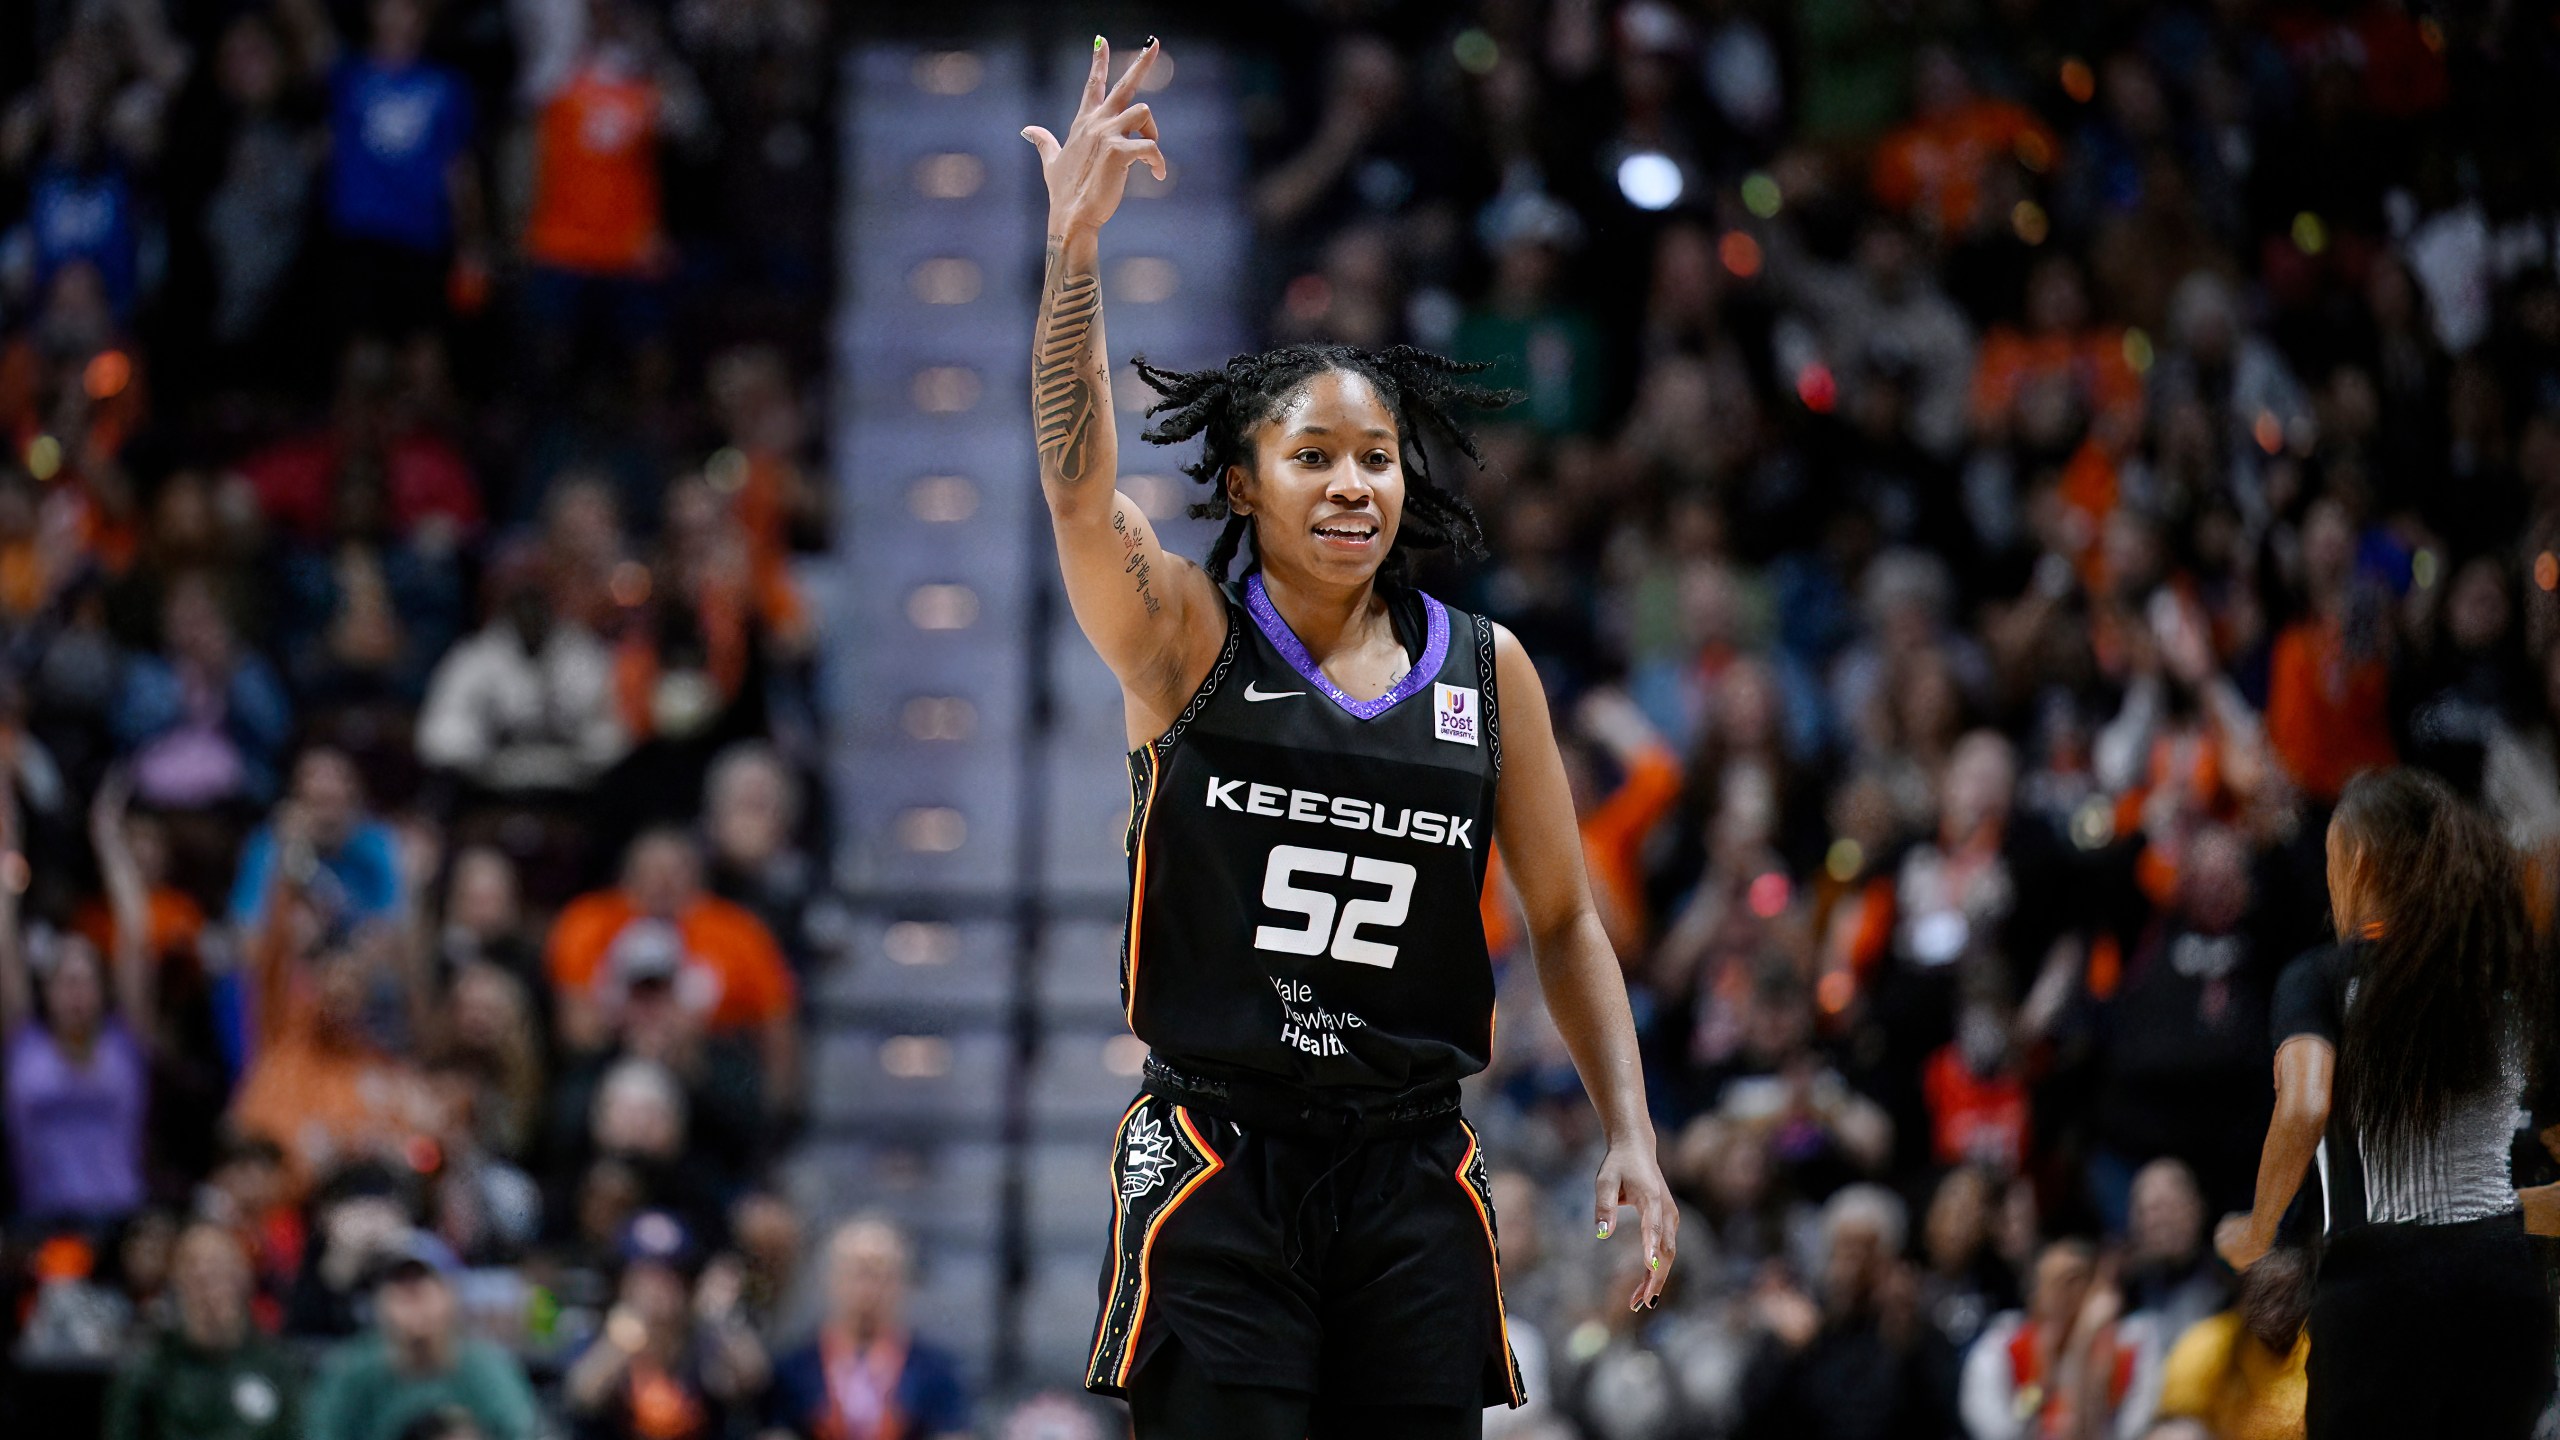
[{"left": 1242, "top": 682, "right": 1304, "bottom": 702}]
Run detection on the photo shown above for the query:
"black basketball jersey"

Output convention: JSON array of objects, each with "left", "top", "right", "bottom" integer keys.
[{"left": 1119, "top": 574, "right": 1504, "bottom": 1092}]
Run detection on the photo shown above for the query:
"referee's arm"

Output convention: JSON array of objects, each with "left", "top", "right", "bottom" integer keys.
[{"left": 1486, "top": 624, "right": 1679, "bottom": 1310}]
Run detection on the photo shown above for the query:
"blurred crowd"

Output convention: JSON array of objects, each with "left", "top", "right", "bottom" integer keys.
[
  {"left": 0, "top": 0, "right": 998, "bottom": 1437},
  {"left": 12, "top": 0, "right": 2560, "bottom": 1436},
  {"left": 1218, "top": 1, "right": 2560, "bottom": 1437}
]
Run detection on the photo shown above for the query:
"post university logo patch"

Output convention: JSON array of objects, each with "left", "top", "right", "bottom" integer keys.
[{"left": 1434, "top": 683, "right": 1479, "bottom": 746}]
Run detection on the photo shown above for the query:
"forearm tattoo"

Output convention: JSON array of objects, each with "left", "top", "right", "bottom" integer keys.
[{"left": 1034, "top": 236, "right": 1103, "bottom": 483}]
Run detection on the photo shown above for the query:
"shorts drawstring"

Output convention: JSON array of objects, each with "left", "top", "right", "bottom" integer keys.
[{"left": 1281, "top": 1105, "right": 1366, "bottom": 1269}]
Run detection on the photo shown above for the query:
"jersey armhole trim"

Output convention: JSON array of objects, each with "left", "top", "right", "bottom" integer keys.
[
  {"left": 1475, "top": 614, "right": 1503, "bottom": 777},
  {"left": 1141, "top": 603, "right": 1242, "bottom": 760}
]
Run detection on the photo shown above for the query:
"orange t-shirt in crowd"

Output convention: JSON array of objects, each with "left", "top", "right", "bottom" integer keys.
[
  {"left": 1481, "top": 745, "right": 1687, "bottom": 961},
  {"left": 1477, "top": 744, "right": 1683, "bottom": 962},
  {"left": 545, "top": 890, "right": 797, "bottom": 1033},
  {"left": 1871, "top": 98, "right": 2057, "bottom": 235},
  {"left": 2263, "top": 617, "right": 2396, "bottom": 803},
  {"left": 524, "top": 61, "right": 663, "bottom": 275},
  {"left": 73, "top": 888, "right": 208, "bottom": 965},
  {"left": 229, "top": 1032, "right": 436, "bottom": 1197},
  {"left": 230, "top": 932, "right": 435, "bottom": 1188},
  {"left": 1582, "top": 744, "right": 1686, "bottom": 949},
  {"left": 1970, "top": 327, "right": 2145, "bottom": 440}
]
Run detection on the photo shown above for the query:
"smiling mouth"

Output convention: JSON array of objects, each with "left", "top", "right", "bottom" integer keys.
[{"left": 1313, "top": 522, "right": 1377, "bottom": 541}]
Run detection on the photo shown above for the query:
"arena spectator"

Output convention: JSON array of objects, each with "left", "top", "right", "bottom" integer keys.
[
  {"left": 767, "top": 1216, "right": 972, "bottom": 1440},
  {"left": 519, "top": 0, "right": 703, "bottom": 394},
  {"left": 1452, "top": 192, "right": 1602, "bottom": 436},
  {"left": 2, "top": 51, "right": 161, "bottom": 319},
  {"left": 1869, "top": 47, "right": 2055, "bottom": 242},
  {"left": 2091, "top": 829, "right": 2282, "bottom": 1219},
  {"left": 1960, "top": 1238, "right": 2164, "bottom": 1440},
  {"left": 103, "top": 1222, "right": 301, "bottom": 1440},
  {"left": 2, "top": 792, "right": 152, "bottom": 1224},
  {"left": 416, "top": 1047, "right": 543, "bottom": 1265},
  {"left": 1915, "top": 1167, "right": 2016, "bottom": 1377},
  {"left": 2152, "top": 1246, "right": 2311, "bottom": 1440},
  {"left": 1561, "top": 688, "right": 1685, "bottom": 962},
  {"left": 417, "top": 539, "right": 627, "bottom": 796},
  {"left": 560, "top": 1210, "right": 769, "bottom": 1440},
  {"left": 548, "top": 1008, "right": 758, "bottom": 1243},
  {"left": 701, "top": 741, "right": 836, "bottom": 972},
  {"left": 306, "top": 0, "right": 485, "bottom": 342},
  {"left": 226, "top": 924, "right": 437, "bottom": 1194},
  {"left": 431, "top": 846, "right": 553, "bottom": 1012},
  {"left": 546, "top": 827, "right": 796, "bottom": 1103},
  {"left": 722, "top": 1188, "right": 804, "bottom": 1344},
  {"left": 229, "top": 745, "right": 406, "bottom": 942},
  {"left": 2116, "top": 1161, "right": 2225, "bottom": 1365},
  {"left": 184, "top": 12, "right": 320, "bottom": 371},
  {"left": 1737, "top": 1184, "right": 1956, "bottom": 1440},
  {"left": 303, "top": 1232, "right": 540, "bottom": 1440},
  {"left": 191, "top": 1132, "right": 302, "bottom": 1328},
  {"left": 113, "top": 571, "right": 293, "bottom": 813},
  {"left": 2261, "top": 496, "right": 2397, "bottom": 801},
  {"left": 231, "top": 340, "right": 483, "bottom": 553},
  {"left": 435, "top": 958, "right": 545, "bottom": 1163},
  {"left": 1971, "top": 256, "right": 2144, "bottom": 455}
]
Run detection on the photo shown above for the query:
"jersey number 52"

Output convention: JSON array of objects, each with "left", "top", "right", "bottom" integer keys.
[{"left": 1253, "top": 844, "right": 1418, "bottom": 968}]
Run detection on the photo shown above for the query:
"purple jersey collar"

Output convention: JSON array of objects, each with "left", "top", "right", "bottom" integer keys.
[{"left": 1243, "top": 573, "right": 1448, "bottom": 721}]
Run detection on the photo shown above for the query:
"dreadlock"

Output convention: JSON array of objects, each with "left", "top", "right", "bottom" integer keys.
[{"left": 1130, "top": 343, "right": 1514, "bottom": 583}]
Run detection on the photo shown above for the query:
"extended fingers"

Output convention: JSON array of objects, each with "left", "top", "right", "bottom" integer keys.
[
  {"left": 1104, "top": 36, "right": 1162, "bottom": 111},
  {"left": 1643, "top": 1198, "right": 1680, "bottom": 1305},
  {"left": 1630, "top": 1210, "right": 1662, "bottom": 1308},
  {"left": 1080, "top": 35, "right": 1109, "bottom": 113}
]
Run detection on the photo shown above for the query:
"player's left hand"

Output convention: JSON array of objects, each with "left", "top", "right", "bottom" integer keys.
[{"left": 1594, "top": 1141, "right": 1679, "bottom": 1310}]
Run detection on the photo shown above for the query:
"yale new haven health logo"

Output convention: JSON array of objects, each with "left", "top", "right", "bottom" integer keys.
[{"left": 1433, "top": 682, "right": 1478, "bottom": 746}]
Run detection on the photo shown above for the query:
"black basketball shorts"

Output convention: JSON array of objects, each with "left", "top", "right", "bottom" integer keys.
[{"left": 1083, "top": 1091, "right": 1526, "bottom": 1410}]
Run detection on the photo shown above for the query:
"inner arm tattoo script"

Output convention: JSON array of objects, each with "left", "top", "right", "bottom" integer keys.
[
  {"left": 1111, "top": 506, "right": 1160, "bottom": 614},
  {"left": 1033, "top": 237, "right": 1103, "bottom": 483}
]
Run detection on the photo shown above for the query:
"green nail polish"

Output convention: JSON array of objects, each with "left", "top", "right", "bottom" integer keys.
[
  {"left": 1596, "top": 1223, "right": 1611, "bottom": 1239},
  {"left": 1648, "top": 1256, "right": 1660, "bottom": 1271},
  {"left": 1093, "top": 35, "right": 1105, "bottom": 51}
]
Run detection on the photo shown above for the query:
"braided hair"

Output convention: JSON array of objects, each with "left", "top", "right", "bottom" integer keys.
[{"left": 1131, "top": 343, "right": 1513, "bottom": 583}]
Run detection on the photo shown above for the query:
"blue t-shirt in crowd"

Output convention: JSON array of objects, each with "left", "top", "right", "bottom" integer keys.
[
  {"left": 28, "top": 161, "right": 139, "bottom": 314},
  {"left": 213, "top": 818, "right": 408, "bottom": 1076},
  {"left": 327, "top": 56, "right": 473, "bottom": 252},
  {"left": 227, "top": 819, "right": 407, "bottom": 935},
  {"left": 767, "top": 1333, "right": 971, "bottom": 1439}
]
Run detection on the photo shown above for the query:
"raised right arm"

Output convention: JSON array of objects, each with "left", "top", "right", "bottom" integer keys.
[{"left": 1024, "top": 39, "right": 1227, "bottom": 736}]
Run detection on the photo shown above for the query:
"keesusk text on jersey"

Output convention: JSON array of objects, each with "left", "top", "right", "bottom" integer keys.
[{"left": 1202, "top": 775, "right": 1475, "bottom": 849}]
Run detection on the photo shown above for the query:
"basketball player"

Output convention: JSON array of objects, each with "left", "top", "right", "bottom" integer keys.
[
  {"left": 1019, "top": 37, "right": 1676, "bottom": 1440},
  {"left": 2216, "top": 769, "right": 2556, "bottom": 1437}
]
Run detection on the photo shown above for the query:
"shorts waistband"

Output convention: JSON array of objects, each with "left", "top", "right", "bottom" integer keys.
[{"left": 1141, "top": 1055, "right": 1461, "bottom": 1142}]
